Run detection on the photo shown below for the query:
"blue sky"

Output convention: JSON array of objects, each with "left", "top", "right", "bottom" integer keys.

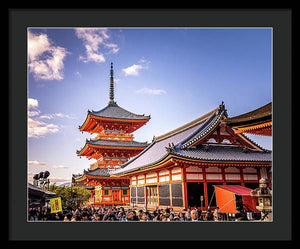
[{"left": 27, "top": 28, "right": 272, "bottom": 184}]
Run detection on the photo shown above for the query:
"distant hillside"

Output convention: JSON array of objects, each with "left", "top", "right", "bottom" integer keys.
[{"left": 58, "top": 182, "right": 72, "bottom": 187}]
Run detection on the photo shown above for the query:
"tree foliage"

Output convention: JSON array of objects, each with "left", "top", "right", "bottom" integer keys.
[{"left": 48, "top": 184, "right": 91, "bottom": 210}]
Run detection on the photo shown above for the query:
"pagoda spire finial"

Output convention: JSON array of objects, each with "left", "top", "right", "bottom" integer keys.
[{"left": 108, "top": 62, "right": 116, "bottom": 105}]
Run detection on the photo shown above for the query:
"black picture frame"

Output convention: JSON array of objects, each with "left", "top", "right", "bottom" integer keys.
[{"left": 8, "top": 8, "right": 292, "bottom": 243}]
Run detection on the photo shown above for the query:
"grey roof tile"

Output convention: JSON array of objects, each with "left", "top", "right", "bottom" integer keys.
[
  {"left": 87, "top": 139, "right": 148, "bottom": 148},
  {"left": 85, "top": 168, "right": 110, "bottom": 177},
  {"left": 89, "top": 102, "right": 150, "bottom": 120},
  {"left": 172, "top": 145, "right": 272, "bottom": 162}
]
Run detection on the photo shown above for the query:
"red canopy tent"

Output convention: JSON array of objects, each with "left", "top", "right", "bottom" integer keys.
[{"left": 214, "top": 185, "right": 258, "bottom": 213}]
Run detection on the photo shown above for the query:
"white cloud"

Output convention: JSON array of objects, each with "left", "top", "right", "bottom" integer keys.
[
  {"left": 28, "top": 31, "right": 68, "bottom": 80},
  {"left": 75, "top": 28, "right": 119, "bottom": 63},
  {"left": 52, "top": 165, "right": 68, "bottom": 169},
  {"left": 28, "top": 98, "right": 41, "bottom": 117},
  {"left": 135, "top": 87, "right": 166, "bottom": 95},
  {"left": 28, "top": 118, "right": 59, "bottom": 138},
  {"left": 28, "top": 98, "right": 59, "bottom": 138},
  {"left": 28, "top": 160, "right": 47, "bottom": 166},
  {"left": 28, "top": 98, "right": 39, "bottom": 109},
  {"left": 27, "top": 98, "right": 76, "bottom": 138},
  {"left": 28, "top": 32, "right": 51, "bottom": 61},
  {"left": 123, "top": 64, "right": 144, "bottom": 76},
  {"left": 122, "top": 59, "right": 150, "bottom": 76}
]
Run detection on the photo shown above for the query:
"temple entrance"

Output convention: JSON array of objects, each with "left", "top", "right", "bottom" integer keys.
[
  {"left": 187, "top": 182, "right": 205, "bottom": 208},
  {"left": 146, "top": 185, "right": 158, "bottom": 206},
  {"left": 112, "top": 190, "right": 120, "bottom": 201}
]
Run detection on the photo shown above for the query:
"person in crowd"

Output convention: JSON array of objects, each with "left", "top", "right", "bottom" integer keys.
[
  {"left": 94, "top": 214, "right": 102, "bottom": 221},
  {"left": 81, "top": 211, "right": 89, "bottom": 221},
  {"left": 197, "top": 209, "right": 203, "bottom": 221},
  {"left": 204, "top": 209, "right": 214, "bottom": 221},
  {"left": 169, "top": 213, "right": 175, "bottom": 221},
  {"left": 213, "top": 206, "right": 220, "bottom": 221},
  {"left": 185, "top": 208, "right": 191, "bottom": 221},
  {"left": 117, "top": 211, "right": 126, "bottom": 221},
  {"left": 140, "top": 213, "right": 149, "bottom": 222},
  {"left": 173, "top": 215, "right": 180, "bottom": 221},
  {"left": 191, "top": 209, "right": 200, "bottom": 221},
  {"left": 164, "top": 208, "right": 170, "bottom": 218},
  {"left": 178, "top": 212, "right": 185, "bottom": 221},
  {"left": 63, "top": 215, "right": 70, "bottom": 221},
  {"left": 138, "top": 209, "right": 143, "bottom": 220},
  {"left": 153, "top": 212, "right": 161, "bottom": 221},
  {"left": 161, "top": 215, "right": 168, "bottom": 222},
  {"left": 169, "top": 207, "right": 175, "bottom": 216},
  {"left": 125, "top": 210, "right": 135, "bottom": 221}
]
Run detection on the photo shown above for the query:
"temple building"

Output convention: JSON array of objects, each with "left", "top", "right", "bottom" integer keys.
[
  {"left": 110, "top": 102, "right": 272, "bottom": 211},
  {"left": 73, "top": 63, "right": 150, "bottom": 207},
  {"left": 73, "top": 64, "right": 272, "bottom": 211}
]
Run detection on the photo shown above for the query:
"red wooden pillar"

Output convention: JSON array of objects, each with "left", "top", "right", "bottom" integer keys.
[
  {"left": 144, "top": 174, "right": 147, "bottom": 209},
  {"left": 240, "top": 167, "right": 245, "bottom": 186},
  {"left": 267, "top": 167, "right": 272, "bottom": 188},
  {"left": 182, "top": 167, "right": 188, "bottom": 210},
  {"left": 157, "top": 171, "right": 160, "bottom": 207},
  {"left": 203, "top": 167, "right": 208, "bottom": 209},
  {"left": 257, "top": 167, "right": 261, "bottom": 181},
  {"left": 222, "top": 167, "right": 226, "bottom": 185},
  {"left": 169, "top": 169, "right": 173, "bottom": 207}
]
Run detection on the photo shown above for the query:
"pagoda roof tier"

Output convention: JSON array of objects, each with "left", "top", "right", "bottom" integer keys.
[
  {"left": 110, "top": 102, "right": 271, "bottom": 176},
  {"left": 84, "top": 168, "right": 110, "bottom": 177},
  {"left": 90, "top": 102, "right": 150, "bottom": 121},
  {"left": 77, "top": 139, "right": 148, "bottom": 158},
  {"left": 79, "top": 102, "right": 150, "bottom": 134},
  {"left": 74, "top": 168, "right": 129, "bottom": 185}
]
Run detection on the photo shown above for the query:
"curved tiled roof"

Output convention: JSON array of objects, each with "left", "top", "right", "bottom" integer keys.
[
  {"left": 224, "top": 102, "right": 272, "bottom": 126},
  {"left": 171, "top": 146, "right": 271, "bottom": 162},
  {"left": 87, "top": 139, "right": 148, "bottom": 148},
  {"left": 179, "top": 106, "right": 225, "bottom": 149},
  {"left": 77, "top": 139, "right": 148, "bottom": 155},
  {"left": 89, "top": 102, "right": 150, "bottom": 121},
  {"left": 84, "top": 168, "right": 110, "bottom": 177}
]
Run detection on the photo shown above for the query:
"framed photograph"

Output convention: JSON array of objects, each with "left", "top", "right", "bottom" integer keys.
[{"left": 8, "top": 8, "right": 292, "bottom": 242}]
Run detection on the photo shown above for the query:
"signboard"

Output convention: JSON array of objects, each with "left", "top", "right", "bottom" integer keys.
[{"left": 50, "top": 197, "right": 62, "bottom": 213}]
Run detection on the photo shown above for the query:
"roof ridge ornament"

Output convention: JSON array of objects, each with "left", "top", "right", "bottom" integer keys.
[
  {"left": 165, "top": 142, "right": 175, "bottom": 153},
  {"left": 108, "top": 62, "right": 116, "bottom": 105},
  {"left": 218, "top": 101, "right": 228, "bottom": 117}
]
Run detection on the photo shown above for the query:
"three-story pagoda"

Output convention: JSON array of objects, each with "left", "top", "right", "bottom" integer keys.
[{"left": 75, "top": 63, "right": 150, "bottom": 207}]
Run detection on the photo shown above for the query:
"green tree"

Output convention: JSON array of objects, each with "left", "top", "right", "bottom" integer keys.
[{"left": 48, "top": 184, "right": 91, "bottom": 210}]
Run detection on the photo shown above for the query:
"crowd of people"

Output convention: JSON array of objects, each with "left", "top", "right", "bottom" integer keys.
[{"left": 28, "top": 205, "right": 251, "bottom": 222}]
